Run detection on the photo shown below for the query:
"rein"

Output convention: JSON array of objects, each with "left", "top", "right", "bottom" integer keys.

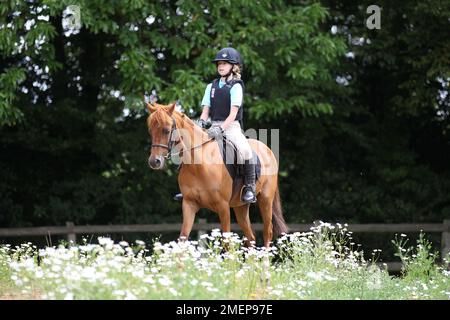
[{"left": 151, "top": 113, "right": 213, "bottom": 160}]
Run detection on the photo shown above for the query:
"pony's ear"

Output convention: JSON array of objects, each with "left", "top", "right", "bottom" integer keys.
[
  {"left": 146, "top": 102, "right": 158, "bottom": 114},
  {"left": 167, "top": 102, "right": 176, "bottom": 115}
]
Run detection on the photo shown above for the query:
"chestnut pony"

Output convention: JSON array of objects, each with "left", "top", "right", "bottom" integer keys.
[{"left": 146, "top": 101, "right": 288, "bottom": 247}]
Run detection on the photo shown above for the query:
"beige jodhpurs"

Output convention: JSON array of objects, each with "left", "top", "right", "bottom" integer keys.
[{"left": 211, "top": 120, "right": 253, "bottom": 163}]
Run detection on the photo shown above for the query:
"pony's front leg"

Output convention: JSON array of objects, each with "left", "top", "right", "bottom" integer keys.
[
  {"left": 179, "top": 200, "right": 199, "bottom": 240},
  {"left": 217, "top": 203, "right": 232, "bottom": 251},
  {"left": 217, "top": 203, "right": 231, "bottom": 233}
]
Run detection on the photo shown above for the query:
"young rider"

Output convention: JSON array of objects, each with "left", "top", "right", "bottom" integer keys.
[{"left": 174, "top": 47, "right": 256, "bottom": 203}]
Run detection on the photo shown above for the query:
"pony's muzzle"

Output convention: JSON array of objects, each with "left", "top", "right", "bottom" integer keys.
[{"left": 148, "top": 155, "right": 164, "bottom": 170}]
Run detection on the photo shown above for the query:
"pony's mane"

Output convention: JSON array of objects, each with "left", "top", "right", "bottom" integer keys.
[{"left": 149, "top": 106, "right": 199, "bottom": 132}]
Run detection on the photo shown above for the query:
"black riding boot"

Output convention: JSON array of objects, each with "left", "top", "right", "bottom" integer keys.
[
  {"left": 242, "top": 159, "right": 257, "bottom": 203},
  {"left": 173, "top": 164, "right": 183, "bottom": 202}
]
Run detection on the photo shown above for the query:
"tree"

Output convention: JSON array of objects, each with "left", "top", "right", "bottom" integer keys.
[
  {"left": 0, "top": 0, "right": 345, "bottom": 226},
  {"left": 277, "top": 0, "right": 450, "bottom": 223}
]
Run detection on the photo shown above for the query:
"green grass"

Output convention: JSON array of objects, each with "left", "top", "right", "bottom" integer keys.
[
  {"left": 0, "top": 222, "right": 449, "bottom": 300},
  {"left": 0, "top": 245, "right": 13, "bottom": 296}
]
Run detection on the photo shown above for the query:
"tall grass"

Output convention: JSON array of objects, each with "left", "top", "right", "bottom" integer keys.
[{"left": 0, "top": 222, "right": 449, "bottom": 300}]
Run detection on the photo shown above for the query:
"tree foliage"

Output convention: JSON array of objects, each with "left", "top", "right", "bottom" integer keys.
[
  {"left": 0, "top": 0, "right": 449, "bottom": 228},
  {"left": 276, "top": 0, "right": 450, "bottom": 223}
]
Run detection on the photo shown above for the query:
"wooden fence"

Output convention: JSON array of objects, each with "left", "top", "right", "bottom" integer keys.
[{"left": 1, "top": 219, "right": 449, "bottom": 272}]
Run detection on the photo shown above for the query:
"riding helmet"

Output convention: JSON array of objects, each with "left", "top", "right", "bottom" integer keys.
[{"left": 212, "top": 47, "right": 242, "bottom": 67}]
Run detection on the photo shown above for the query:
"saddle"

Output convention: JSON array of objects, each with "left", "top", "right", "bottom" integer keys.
[{"left": 216, "top": 137, "right": 261, "bottom": 198}]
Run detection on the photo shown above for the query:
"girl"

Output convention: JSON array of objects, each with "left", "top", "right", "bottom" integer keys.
[{"left": 198, "top": 47, "right": 256, "bottom": 204}]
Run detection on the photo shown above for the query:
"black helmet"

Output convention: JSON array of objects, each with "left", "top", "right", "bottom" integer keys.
[{"left": 212, "top": 47, "right": 242, "bottom": 66}]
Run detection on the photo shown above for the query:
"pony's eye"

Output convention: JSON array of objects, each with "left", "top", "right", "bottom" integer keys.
[{"left": 162, "top": 128, "right": 170, "bottom": 135}]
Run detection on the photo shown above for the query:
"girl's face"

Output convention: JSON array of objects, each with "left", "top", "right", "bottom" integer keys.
[{"left": 217, "top": 61, "right": 233, "bottom": 76}]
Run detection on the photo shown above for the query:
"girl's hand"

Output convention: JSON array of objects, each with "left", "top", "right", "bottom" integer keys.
[
  {"left": 207, "top": 126, "right": 223, "bottom": 139},
  {"left": 196, "top": 119, "right": 207, "bottom": 128}
]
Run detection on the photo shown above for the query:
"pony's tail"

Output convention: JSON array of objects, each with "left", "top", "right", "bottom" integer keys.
[{"left": 272, "top": 184, "right": 288, "bottom": 235}]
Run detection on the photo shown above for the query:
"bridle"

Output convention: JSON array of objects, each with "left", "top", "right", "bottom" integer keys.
[
  {"left": 151, "top": 114, "right": 213, "bottom": 160},
  {"left": 150, "top": 116, "right": 178, "bottom": 160}
]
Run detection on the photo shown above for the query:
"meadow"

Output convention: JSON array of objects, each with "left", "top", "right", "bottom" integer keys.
[{"left": 0, "top": 222, "right": 449, "bottom": 300}]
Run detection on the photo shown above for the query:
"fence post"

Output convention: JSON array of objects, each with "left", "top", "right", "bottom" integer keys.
[
  {"left": 66, "top": 221, "right": 76, "bottom": 244},
  {"left": 441, "top": 219, "right": 450, "bottom": 261},
  {"left": 197, "top": 218, "right": 207, "bottom": 240}
]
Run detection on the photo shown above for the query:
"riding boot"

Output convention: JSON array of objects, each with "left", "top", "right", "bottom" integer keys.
[
  {"left": 173, "top": 164, "right": 183, "bottom": 202},
  {"left": 242, "top": 159, "right": 257, "bottom": 203}
]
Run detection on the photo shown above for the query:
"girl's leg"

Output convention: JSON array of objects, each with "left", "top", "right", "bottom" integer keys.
[
  {"left": 223, "top": 122, "right": 256, "bottom": 203},
  {"left": 223, "top": 122, "right": 253, "bottom": 162}
]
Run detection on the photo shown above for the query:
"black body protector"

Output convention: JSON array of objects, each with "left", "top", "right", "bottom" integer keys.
[{"left": 209, "top": 78, "right": 245, "bottom": 129}]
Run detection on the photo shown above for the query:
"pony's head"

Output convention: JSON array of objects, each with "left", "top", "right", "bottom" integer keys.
[{"left": 146, "top": 101, "right": 178, "bottom": 170}]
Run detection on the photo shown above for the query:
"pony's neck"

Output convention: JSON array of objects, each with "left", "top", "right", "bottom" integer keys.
[
  {"left": 175, "top": 112, "right": 208, "bottom": 139},
  {"left": 173, "top": 112, "right": 210, "bottom": 160}
]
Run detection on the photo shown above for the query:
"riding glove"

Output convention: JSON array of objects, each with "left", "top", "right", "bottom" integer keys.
[
  {"left": 207, "top": 126, "right": 224, "bottom": 139},
  {"left": 196, "top": 119, "right": 207, "bottom": 128}
]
